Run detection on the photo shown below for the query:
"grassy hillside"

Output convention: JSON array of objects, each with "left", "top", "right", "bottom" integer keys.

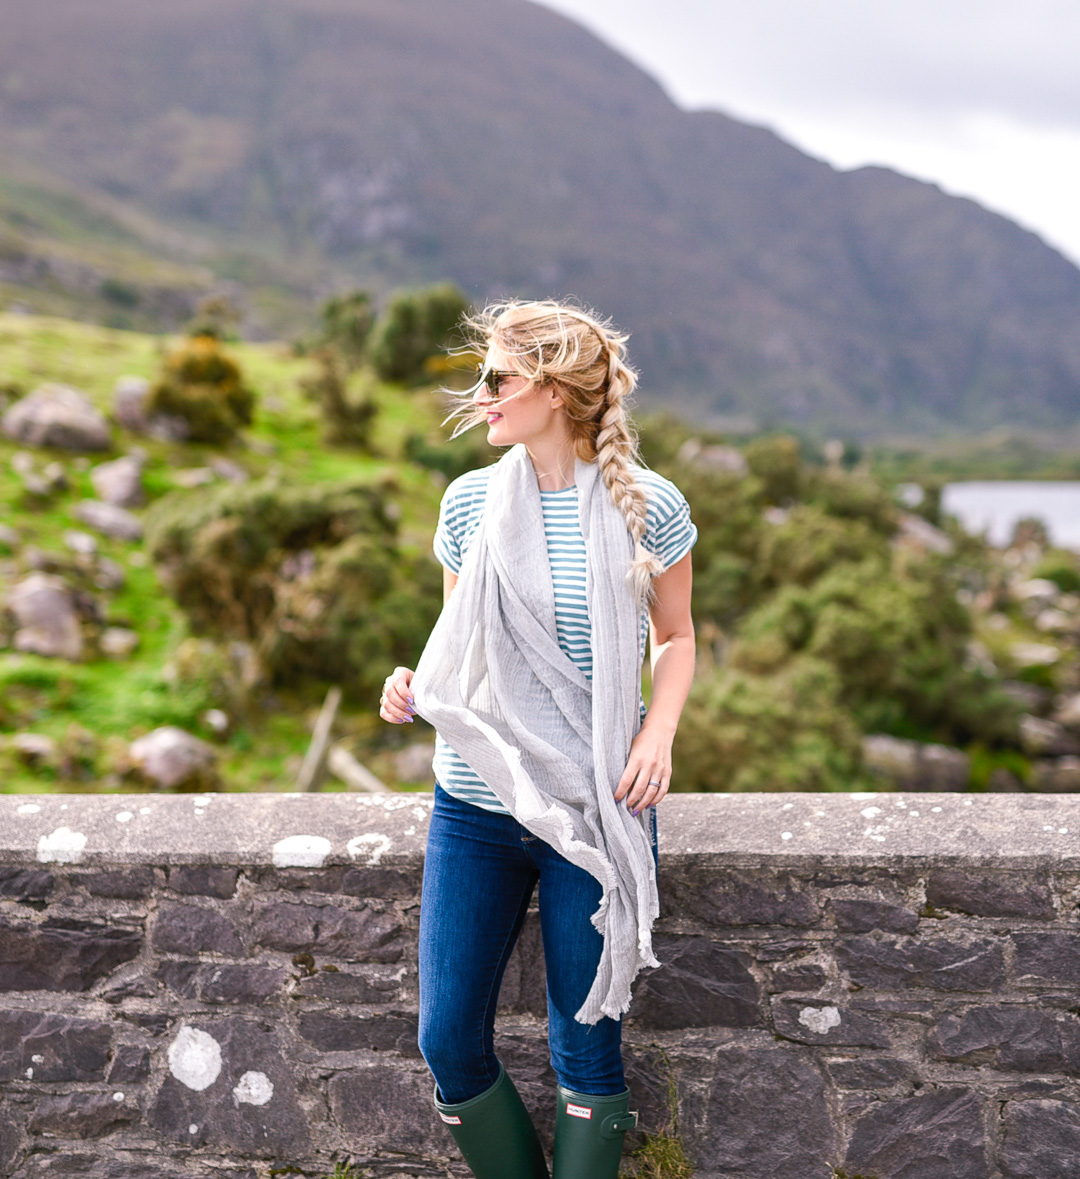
[{"left": 1, "top": 0, "right": 1078, "bottom": 435}]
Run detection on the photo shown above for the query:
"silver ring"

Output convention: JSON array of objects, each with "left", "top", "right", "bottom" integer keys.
[{"left": 648, "top": 780, "right": 661, "bottom": 786}]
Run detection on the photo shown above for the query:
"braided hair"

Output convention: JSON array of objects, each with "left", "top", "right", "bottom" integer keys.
[{"left": 451, "top": 298, "right": 663, "bottom": 602}]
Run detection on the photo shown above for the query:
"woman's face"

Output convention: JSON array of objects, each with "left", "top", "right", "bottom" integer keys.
[{"left": 475, "top": 345, "right": 566, "bottom": 449}]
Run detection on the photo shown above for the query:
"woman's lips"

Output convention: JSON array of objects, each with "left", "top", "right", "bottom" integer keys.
[{"left": 486, "top": 413, "right": 502, "bottom": 423}]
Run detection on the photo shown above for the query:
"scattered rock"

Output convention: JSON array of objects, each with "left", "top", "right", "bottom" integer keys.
[
  {"left": 986, "top": 767, "right": 1025, "bottom": 792},
  {"left": 210, "top": 456, "right": 248, "bottom": 483},
  {"left": 113, "top": 375, "right": 152, "bottom": 431},
  {"left": 862, "top": 734, "right": 970, "bottom": 791},
  {"left": 10, "top": 733, "right": 58, "bottom": 765},
  {"left": 1053, "top": 693, "right": 1080, "bottom": 732},
  {"left": 0, "top": 523, "right": 18, "bottom": 551},
  {"left": 74, "top": 500, "right": 143, "bottom": 542},
  {"left": 173, "top": 467, "right": 216, "bottom": 489},
  {"left": 1002, "top": 680, "right": 1052, "bottom": 715},
  {"left": 1031, "top": 758, "right": 1080, "bottom": 793},
  {"left": 90, "top": 455, "right": 145, "bottom": 508},
  {"left": 201, "top": 708, "right": 231, "bottom": 737},
  {"left": 1020, "top": 716, "right": 1080, "bottom": 757},
  {"left": 92, "top": 557, "right": 127, "bottom": 591},
  {"left": 1009, "top": 641, "right": 1061, "bottom": 668},
  {"left": 128, "top": 726, "right": 220, "bottom": 791},
  {"left": 676, "top": 438, "right": 749, "bottom": 475},
  {"left": 1013, "top": 577, "right": 1060, "bottom": 604},
  {"left": 896, "top": 511, "right": 955, "bottom": 555},
  {"left": 2, "top": 384, "right": 111, "bottom": 451},
  {"left": 63, "top": 530, "right": 98, "bottom": 556},
  {"left": 1036, "top": 608, "right": 1075, "bottom": 634},
  {"left": 393, "top": 741, "right": 435, "bottom": 783},
  {"left": 99, "top": 627, "right": 140, "bottom": 659},
  {"left": 5, "top": 573, "right": 83, "bottom": 660}
]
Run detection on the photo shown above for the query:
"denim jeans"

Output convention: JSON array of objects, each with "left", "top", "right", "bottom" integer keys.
[{"left": 418, "top": 783, "right": 652, "bottom": 1104}]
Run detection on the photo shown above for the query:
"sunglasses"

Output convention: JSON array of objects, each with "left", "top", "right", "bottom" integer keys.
[{"left": 475, "top": 363, "right": 517, "bottom": 400}]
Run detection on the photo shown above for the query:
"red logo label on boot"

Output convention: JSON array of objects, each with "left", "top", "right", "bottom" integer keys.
[
  {"left": 566, "top": 1103, "right": 593, "bottom": 1120},
  {"left": 439, "top": 1112, "right": 463, "bottom": 1125}
]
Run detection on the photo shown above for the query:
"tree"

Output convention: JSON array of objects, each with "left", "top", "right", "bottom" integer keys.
[{"left": 368, "top": 283, "right": 471, "bottom": 383}]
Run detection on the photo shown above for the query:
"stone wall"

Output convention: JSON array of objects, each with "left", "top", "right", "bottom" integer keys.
[{"left": 2, "top": 791, "right": 1080, "bottom": 1179}]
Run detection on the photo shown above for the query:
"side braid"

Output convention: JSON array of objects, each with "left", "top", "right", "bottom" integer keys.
[{"left": 594, "top": 346, "right": 664, "bottom": 603}]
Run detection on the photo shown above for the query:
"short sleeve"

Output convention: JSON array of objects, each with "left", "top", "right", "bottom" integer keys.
[
  {"left": 433, "top": 491, "right": 464, "bottom": 573},
  {"left": 642, "top": 473, "right": 697, "bottom": 570}
]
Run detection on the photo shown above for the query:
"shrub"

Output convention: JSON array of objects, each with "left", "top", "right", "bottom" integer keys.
[
  {"left": 673, "top": 657, "right": 864, "bottom": 792},
  {"left": 1032, "top": 550, "right": 1080, "bottom": 594},
  {"left": 315, "top": 290, "right": 374, "bottom": 369},
  {"left": 404, "top": 428, "right": 498, "bottom": 482},
  {"left": 368, "top": 283, "right": 471, "bottom": 383},
  {"left": 146, "top": 335, "right": 255, "bottom": 444},
  {"left": 300, "top": 349, "right": 377, "bottom": 448},
  {"left": 145, "top": 475, "right": 441, "bottom": 700}
]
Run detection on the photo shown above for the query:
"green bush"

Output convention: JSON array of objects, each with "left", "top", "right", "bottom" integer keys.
[
  {"left": 1032, "top": 550, "right": 1080, "bottom": 594},
  {"left": 145, "top": 475, "right": 441, "bottom": 699},
  {"left": 368, "top": 283, "right": 470, "bottom": 383},
  {"left": 146, "top": 334, "right": 255, "bottom": 443},
  {"left": 404, "top": 428, "right": 498, "bottom": 482},
  {"left": 315, "top": 290, "right": 374, "bottom": 369},
  {"left": 673, "top": 657, "right": 864, "bottom": 792},
  {"left": 300, "top": 349, "right": 377, "bottom": 448}
]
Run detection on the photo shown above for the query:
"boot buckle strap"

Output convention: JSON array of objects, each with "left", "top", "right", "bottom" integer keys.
[{"left": 601, "top": 1109, "right": 638, "bottom": 1137}]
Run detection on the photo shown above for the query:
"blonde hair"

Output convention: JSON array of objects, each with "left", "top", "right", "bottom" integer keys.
[{"left": 450, "top": 298, "right": 663, "bottom": 601}]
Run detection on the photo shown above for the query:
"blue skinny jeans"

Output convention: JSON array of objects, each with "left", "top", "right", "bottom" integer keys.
[{"left": 418, "top": 783, "right": 653, "bottom": 1104}]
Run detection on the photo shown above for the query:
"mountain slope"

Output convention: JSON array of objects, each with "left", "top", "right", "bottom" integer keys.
[{"left": 1, "top": 0, "right": 1078, "bottom": 434}]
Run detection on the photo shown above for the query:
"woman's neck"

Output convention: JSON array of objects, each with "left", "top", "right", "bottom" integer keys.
[{"left": 525, "top": 437, "right": 577, "bottom": 491}]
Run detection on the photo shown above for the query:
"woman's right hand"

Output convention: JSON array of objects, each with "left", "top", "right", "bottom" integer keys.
[{"left": 379, "top": 666, "right": 416, "bottom": 724}]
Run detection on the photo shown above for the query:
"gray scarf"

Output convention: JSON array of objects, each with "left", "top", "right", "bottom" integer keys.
[{"left": 412, "top": 444, "right": 659, "bottom": 1024}]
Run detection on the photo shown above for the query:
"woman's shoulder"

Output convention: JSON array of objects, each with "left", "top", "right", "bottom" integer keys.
[
  {"left": 442, "top": 464, "right": 497, "bottom": 508},
  {"left": 632, "top": 466, "right": 692, "bottom": 516}
]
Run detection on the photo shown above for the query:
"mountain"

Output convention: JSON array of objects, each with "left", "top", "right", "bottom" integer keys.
[{"left": 2, "top": 0, "right": 1079, "bottom": 436}]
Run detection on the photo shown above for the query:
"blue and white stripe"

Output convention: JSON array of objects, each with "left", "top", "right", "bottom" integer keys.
[{"left": 431, "top": 464, "right": 697, "bottom": 814}]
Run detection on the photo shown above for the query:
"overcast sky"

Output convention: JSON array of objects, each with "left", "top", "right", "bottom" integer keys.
[{"left": 536, "top": 0, "right": 1080, "bottom": 266}]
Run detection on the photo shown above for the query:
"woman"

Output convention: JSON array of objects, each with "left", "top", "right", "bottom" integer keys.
[{"left": 379, "top": 299, "right": 696, "bottom": 1179}]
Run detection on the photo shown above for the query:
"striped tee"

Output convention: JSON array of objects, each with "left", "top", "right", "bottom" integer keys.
[{"left": 431, "top": 464, "right": 697, "bottom": 814}]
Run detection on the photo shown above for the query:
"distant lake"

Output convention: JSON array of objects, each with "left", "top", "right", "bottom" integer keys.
[{"left": 942, "top": 482, "right": 1080, "bottom": 550}]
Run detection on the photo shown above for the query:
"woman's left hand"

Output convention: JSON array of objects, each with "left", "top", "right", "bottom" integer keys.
[{"left": 613, "top": 722, "right": 675, "bottom": 816}]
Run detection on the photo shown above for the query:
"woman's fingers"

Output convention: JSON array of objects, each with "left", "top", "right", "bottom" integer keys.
[
  {"left": 616, "top": 762, "right": 670, "bottom": 813},
  {"left": 379, "top": 667, "right": 416, "bottom": 724}
]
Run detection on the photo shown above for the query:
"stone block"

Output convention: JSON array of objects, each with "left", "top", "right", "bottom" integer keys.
[
  {"left": 845, "top": 1087, "right": 989, "bottom": 1179},
  {"left": 342, "top": 865, "right": 422, "bottom": 900},
  {"left": 830, "top": 897, "right": 919, "bottom": 934},
  {"left": 926, "top": 871, "right": 1054, "bottom": 919},
  {"left": 81, "top": 869, "right": 155, "bottom": 899},
  {"left": 151, "top": 903, "right": 245, "bottom": 957},
  {"left": 669, "top": 872, "right": 821, "bottom": 928},
  {"left": 495, "top": 913, "right": 548, "bottom": 1017},
  {"left": 328, "top": 1064, "right": 447, "bottom": 1155},
  {"left": 10, "top": 1156, "right": 224, "bottom": 1179},
  {"left": 167, "top": 867, "right": 238, "bottom": 898},
  {"left": 157, "top": 962, "right": 287, "bottom": 1004},
  {"left": 836, "top": 935, "right": 1006, "bottom": 991},
  {"left": 929, "top": 1006, "right": 1080, "bottom": 1073},
  {"left": 827, "top": 1055, "right": 914, "bottom": 1088},
  {"left": 772, "top": 1000, "right": 891, "bottom": 1047},
  {"left": 1013, "top": 933, "right": 1080, "bottom": 983},
  {"left": 28, "top": 1092, "right": 138, "bottom": 1138},
  {"left": 754, "top": 939, "right": 813, "bottom": 961},
  {"left": 0, "top": 868, "right": 54, "bottom": 900},
  {"left": 297, "top": 1011, "right": 421, "bottom": 1057},
  {"left": 251, "top": 900, "right": 407, "bottom": 962},
  {"left": 267, "top": 866, "right": 345, "bottom": 893},
  {"left": 0, "top": 1108, "right": 19, "bottom": 1171},
  {"left": 999, "top": 1100, "right": 1080, "bottom": 1179},
  {"left": 0, "top": 917, "right": 141, "bottom": 991},
  {"left": 107, "top": 1045, "right": 151, "bottom": 1083},
  {"left": 770, "top": 963, "right": 828, "bottom": 991},
  {"left": 681, "top": 1046, "right": 837, "bottom": 1179},
  {"left": 0, "top": 1011, "right": 111, "bottom": 1081},
  {"left": 292, "top": 968, "right": 401, "bottom": 1004},
  {"left": 630, "top": 935, "right": 763, "bottom": 1030},
  {"left": 147, "top": 1018, "right": 310, "bottom": 1158}
]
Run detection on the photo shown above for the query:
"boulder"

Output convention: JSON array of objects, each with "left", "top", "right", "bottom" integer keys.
[
  {"left": 1031, "top": 758, "right": 1080, "bottom": 793},
  {"left": 99, "top": 627, "right": 140, "bottom": 659},
  {"left": 90, "top": 455, "right": 145, "bottom": 508},
  {"left": 2, "top": 383, "right": 110, "bottom": 451},
  {"left": 1013, "top": 578, "right": 1061, "bottom": 606},
  {"left": 112, "top": 375, "right": 151, "bottom": 431},
  {"left": 1009, "top": 642, "right": 1061, "bottom": 668},
  {"left": 129, "top": 726, "right": 219, "bottom": 791},
  {"left": 862, "top": 734, "right": 970, "bottom": 792},
  {"left": 62, "top": 530, "right": 98, "bottom": 557},
  {"left": 0, "top": 523, "right": 19, "bottom": 551},
  {"left": 1020, "top": 716, "right": 1080, "bottom": 758},
  {"left": 73, "top": 500, "right": 143, "bottom": 542},
  {"left": 1054, "top": 694, "right": 1080, "bottom": 732},
  {"left": 10, "top": 733, "right": 59, "bottom": 765},
  {"left": 5, "top": 573, "right": 83, "bottom": 660}
]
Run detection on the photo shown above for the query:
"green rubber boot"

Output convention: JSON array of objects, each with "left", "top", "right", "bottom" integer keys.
[
  {"left": 552, "top": 1085, "right": 637, "bottom": 1179},
  {"left": 433, "top": 1063, "right": 549, "bottom": 1179}
]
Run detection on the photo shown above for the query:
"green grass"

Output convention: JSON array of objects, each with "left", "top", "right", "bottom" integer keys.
[{"left": 0, "top": 311, "right": 447, "bottom": 794}]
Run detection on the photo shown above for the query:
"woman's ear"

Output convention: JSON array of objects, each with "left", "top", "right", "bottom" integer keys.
[{"left": 547, "top": 384, "right": 565, "bottom": 410}]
